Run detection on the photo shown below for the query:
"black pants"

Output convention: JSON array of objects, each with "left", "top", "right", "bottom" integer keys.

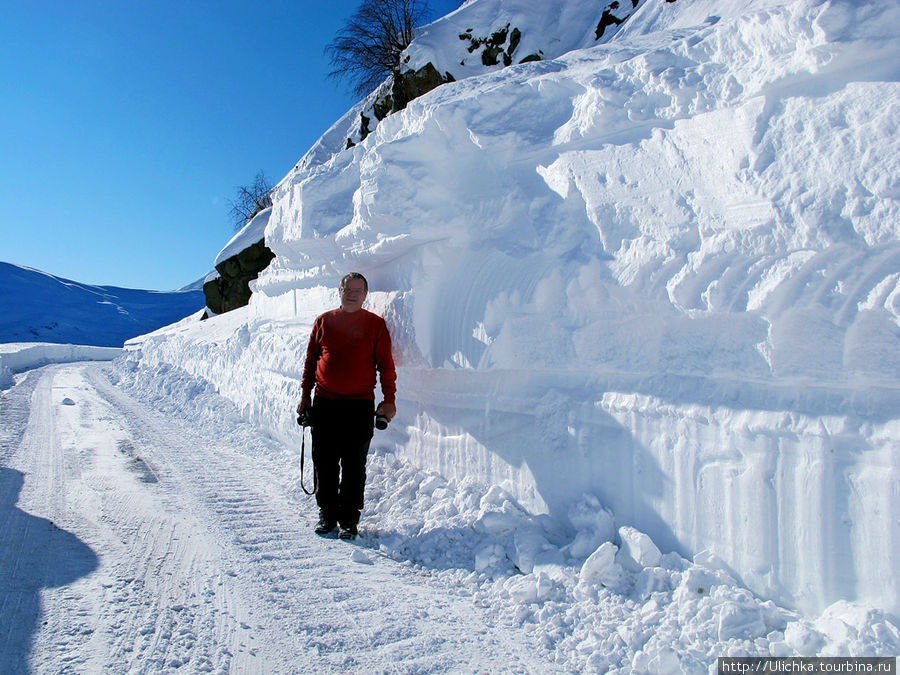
[{"left": 311, "top": 398, "right": 374, "bottom": 526}]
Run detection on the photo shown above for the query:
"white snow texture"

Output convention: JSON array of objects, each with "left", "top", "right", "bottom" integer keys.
[{"left": 123, "top": 0, "right": 898, "bottom": 640}]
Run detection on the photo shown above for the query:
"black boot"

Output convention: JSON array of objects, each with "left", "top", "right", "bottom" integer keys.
[
  {"left": 338, "top": 522, "right": 358, "bottom": 540},
  {"left": 314, "top": 513, "right": 337, "bottom": 535}
]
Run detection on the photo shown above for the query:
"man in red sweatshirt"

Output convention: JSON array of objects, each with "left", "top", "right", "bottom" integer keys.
[{"left": 297, "top": 272, "right": 396, "bottom": 539}]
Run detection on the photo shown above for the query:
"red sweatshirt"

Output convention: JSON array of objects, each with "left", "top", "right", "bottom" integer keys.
[{"left": 301, "top": 308, "right": 396, "bottom": 403}]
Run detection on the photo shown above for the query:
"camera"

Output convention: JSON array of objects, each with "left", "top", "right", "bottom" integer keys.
[
  {"left": 375, "top": 413, "right": 389, "bottom": 430},
  {"left": 297, "top": 408, "right": 313, "bottom": 428}
]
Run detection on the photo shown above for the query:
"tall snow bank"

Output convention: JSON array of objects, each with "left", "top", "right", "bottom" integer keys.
[
  {"left": 128, "top": 0, "right": 900, "bottom": 620},
  {"left": 0, "top": 343, "right": 121, "bottom": 389}
]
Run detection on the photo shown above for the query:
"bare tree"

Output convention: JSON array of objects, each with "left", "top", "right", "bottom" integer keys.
[
  {"left": 228, "top": 171, "right": 273, "bottom": 232},
  {"left": 325, "top": 0, "right": 433, "bottom": 98}
]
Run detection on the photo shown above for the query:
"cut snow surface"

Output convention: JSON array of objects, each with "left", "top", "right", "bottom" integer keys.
[
  {"left": 0, "top": 342, "right": 120, "bottom": 390},
  {"left": 126, "top": 0, "right": 900, "bottom": 624}
]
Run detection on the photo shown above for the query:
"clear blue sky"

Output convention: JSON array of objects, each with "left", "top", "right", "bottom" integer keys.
[{"left": 0, "top": 0, "right": 460, "bottom": 290}]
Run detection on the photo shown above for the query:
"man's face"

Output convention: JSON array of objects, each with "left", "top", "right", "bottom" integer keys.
[{"left": 340, "top": 278, "right": 368, "bottom": 312}]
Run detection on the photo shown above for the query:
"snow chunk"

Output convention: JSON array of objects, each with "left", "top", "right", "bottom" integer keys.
[
  {"left": 716, "top": 590, "right": 767, "bottom": 641},
  {"left": 511, "top": 527, "right": 551, "bottom": 575},
  {"left": 351, "top": 549, "right": 374, "bottom": 565},
  {"left": 615, "top": 525, "right": 662, "bottom": 571},
  {"left": 812, "top": 601, "right": 900, "bottom": 657},
  {"left": 475, "top": 543, "right": 505, "bottom": 572},
  {"left": 563, "top": 495, "right": 615, "bottom": 560},
  {"left": 578, "top": 542, "right": 624, "bottom": 589},
  {"left": 503, "top": 571, "right": 555, "bottom": 605}
]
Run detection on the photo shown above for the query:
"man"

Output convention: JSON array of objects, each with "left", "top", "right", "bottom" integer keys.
[{"left": 297, "top": 272, "right": 397, "bottom": 540}]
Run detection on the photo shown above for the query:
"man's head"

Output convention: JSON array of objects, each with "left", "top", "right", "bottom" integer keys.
[{"left": 339, "top": 272, "right": 368, "bottom": 313}]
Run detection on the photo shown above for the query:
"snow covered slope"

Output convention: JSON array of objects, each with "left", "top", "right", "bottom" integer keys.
[
  {"left": 0, "top": 261, "right": 205, "bottom": 347},
  {"left": 128, "top": 0, "right": 900, "bottom": 621}
]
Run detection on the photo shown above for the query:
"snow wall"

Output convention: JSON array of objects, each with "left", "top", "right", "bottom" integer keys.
[
  {"left": 0, "top": 343, "right": 121, "bottom": 389},
  {"left": 128, "top": 0, "right": 900, "bottom": 620}
]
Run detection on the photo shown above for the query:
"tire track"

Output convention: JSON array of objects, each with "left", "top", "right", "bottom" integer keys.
[
  {"left": 4, "top": 362, "right": 560, "bottom": 672},
  {"left": 81, "top": 363, "right": 559, "bottom": 673},
  {"left": 4, "top": 365, "right": 264, "bottom": 673}
]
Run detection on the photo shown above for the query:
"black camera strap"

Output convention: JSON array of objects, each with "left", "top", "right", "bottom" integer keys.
[{"left": 300, "top": 426, "right": 317, "bottom": 495}]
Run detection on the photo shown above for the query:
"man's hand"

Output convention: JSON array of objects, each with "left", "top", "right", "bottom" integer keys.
[
  {"left": 376, "top": 402, "right": 396, "bottom": 422},
  {"left": 297, "top": 395, "right": 312, "bottom": 416}
]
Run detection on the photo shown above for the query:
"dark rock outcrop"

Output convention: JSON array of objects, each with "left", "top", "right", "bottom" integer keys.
[
  {"left": 348, "top": 63, "right": 455, "bottom": 147},
  {"left": 391, "top": 62, "right": 453, "bottom": 113},
  {"left": 459, "top": 24, "right": 524, "bottom": 67},
  {"left": 202, "top": 239, "right": 275, "bottom": 316}
]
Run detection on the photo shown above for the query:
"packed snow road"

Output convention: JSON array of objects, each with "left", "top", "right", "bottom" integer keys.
[{"left": 0, "top": 362, "right": 557, "bottom": 674}]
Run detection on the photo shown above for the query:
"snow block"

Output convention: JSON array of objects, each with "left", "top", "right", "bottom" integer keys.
[
  {"left": 511, "top": 527, "right": 551, "bottom": 575},
  {"left": 351, "top": 549, "right": 374, "bottom": 565},
  {"left": 504, "top": 574, "right": 539, "bottom": 604},
  {"left": 674, "top": 565, "right": 729, "bottom": 604},
  {"left": 616, "top": 526, "right": 662, "bottom": 572},
  {"left": 475, "top": 486, "right": 527, "bottom": 535},
  {"left": 563, "top": 495, "right": 616, "bottom": 560},
  {"left": 579, "top": 542, "right": 623, "bottom": 588},
  {"left": 474, "top": 543, "right": 505, "bottom": 572},
  {"left": 632, "top": 566, "right": 672, "bottom": 601},
  {"left": 812, "top": 601, "right": 900, "bottom": 657},
  {"left": 716, "top": 591, "right": 767, "bottom": 641},
  {"left": 503, "top": 571, "right": 554, "bottom": 604},
  {"left": 475, "top": 509, "right": 520, "bottom": 535},
  {"left": 531, "top": 548, "right": 568, "bottom": 583},
  {"left": 784, "top": 621, "right": 826, "bottom": 657}
]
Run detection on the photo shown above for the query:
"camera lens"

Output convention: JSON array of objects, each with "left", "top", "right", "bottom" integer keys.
[{"left": 375, "top": 414, "right": 389, "bottom": 430}]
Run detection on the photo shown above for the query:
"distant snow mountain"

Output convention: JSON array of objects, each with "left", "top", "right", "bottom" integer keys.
[{"left": 0, "top": 261, "right": 204, "bottom": 347}]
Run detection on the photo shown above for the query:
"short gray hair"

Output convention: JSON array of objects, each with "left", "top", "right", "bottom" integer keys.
[{"left": 339, "top": 272, "right": 368, "bottom": 292}]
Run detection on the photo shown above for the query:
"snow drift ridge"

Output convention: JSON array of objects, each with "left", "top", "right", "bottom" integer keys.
[{"left": 129, "top": 0, "right": 900, "bottom": 620}]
